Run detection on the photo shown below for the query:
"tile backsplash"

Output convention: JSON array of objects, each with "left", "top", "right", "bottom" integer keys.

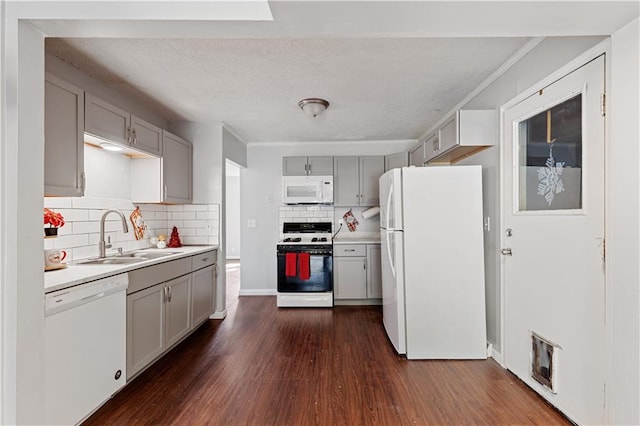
[
  {"left": 278, "top": 205, "right": 334, "bottom": 237},
  {"left": 277, "top": 205, "right": 381, "bottom": 239},
  {"left": 44, "top": 197, "right": 219, "bottom": 262}
]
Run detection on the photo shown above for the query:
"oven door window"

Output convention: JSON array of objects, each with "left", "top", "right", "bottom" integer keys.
[{"left": 277, "top": 253, "right": 333, "bottom": 292}]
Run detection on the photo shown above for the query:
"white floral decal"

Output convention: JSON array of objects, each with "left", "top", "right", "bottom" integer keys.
[{"left": 537, "top": 152, "right": 565, "bottom": 206}]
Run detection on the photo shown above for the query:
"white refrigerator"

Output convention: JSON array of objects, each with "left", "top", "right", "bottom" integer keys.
[{"left": 379, "top": 166, "right": 487, "bottom": 359}]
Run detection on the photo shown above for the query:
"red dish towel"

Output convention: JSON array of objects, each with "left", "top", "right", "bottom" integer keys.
[
  {"left": 298, "top": 252, "right": 311, "bottom": 280},
  {"left": 285, "top": 253, "right": 297, "bottom": 277}
]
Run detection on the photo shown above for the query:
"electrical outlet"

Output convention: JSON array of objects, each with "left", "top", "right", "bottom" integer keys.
[{"left": 338, "top": 218, "right": 344, "bottom": 225}]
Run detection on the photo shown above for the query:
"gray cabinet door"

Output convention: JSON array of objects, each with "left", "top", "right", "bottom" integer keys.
[
  {"left": 191, "top": 265, "right": 215, "bottom": 327},
  {"left": 162, "top": 130, "right": 192, "bottom": 203},
  {"left": 409, "top": 143, "right": 425, "bottom": 167},
  {"left": 334, "top": 156, "right": 359, "bottom": 206},
  {"left": 131, "top": 115, "right": 162, "bottom": 156},
  {"left": 366, "top": 245, "right": 382, "bottom": 299},
  {"left": 359, "top": 156, "right": 384, "bottom": 206},
  {"left": 334, "top": 257, "right": 367, "bottom": 299},
  {"left": 126, "top": 284, "right": 165, "bottom": 379},
  {"left": 282, "top": 156, "right": 308, "bottom": 176},
  {"left": 307, "top": 156, "right": 334, "bottom": 175},
  {"left": 384, "top": 152, "right": 409, "bottom": 172},
  {"left": 438, "top": 115, "right": 457, "bottom": 153},
  {"left": 44, "top": 74, "right": 84, "bottom": 197},
  {"left": 165, "top": 275, "right": 192, "bottom": 348},
  {"left": 85, "top": 93, "right": 131, "bottom": 146}
]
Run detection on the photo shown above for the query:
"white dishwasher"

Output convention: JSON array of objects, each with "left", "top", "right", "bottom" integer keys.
[{"left": 45, "top": 273, "right": 128, "bottom": 425}]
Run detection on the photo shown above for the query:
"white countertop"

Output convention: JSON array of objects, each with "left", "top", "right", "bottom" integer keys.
[
  {"left": 333, "top": 236, "right": 381, "bottom": 245},
  {"left": 44, "top": 245, "right": 218, "bottom": 293}
]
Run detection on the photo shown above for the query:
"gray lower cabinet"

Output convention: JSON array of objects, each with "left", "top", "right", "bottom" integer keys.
[
  {"left": 191, "top": 264, "right": 216, "bottom": 326},
  {"left": 334, "top": 244, "right": 382, "bottom": 303},
  {"left": 126, "top": 250, "right": 217, "bottom": 380},
  {"left": 126, "top": 283, "right": 165, "bottom": 379},
  {"left": 164, "top": 275, "right": 192, "bottom": 348},
  {"left": 334, "top": 257, "right": 367, "bottom": 299},
  {"left": 366, "top": 245, "right": 382, "bottom": 299}
]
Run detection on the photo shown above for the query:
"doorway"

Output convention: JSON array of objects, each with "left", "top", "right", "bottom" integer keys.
[
  {"left": 225, "top": 160, "right": 242, "bottom": 311},
  {"left": 501, "top": 55, "right": 606, "bottom": 424}
]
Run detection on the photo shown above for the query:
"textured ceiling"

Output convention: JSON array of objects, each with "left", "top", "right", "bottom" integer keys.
[{"left": 42, "top": 1, "right": 639, "bottom": 143}]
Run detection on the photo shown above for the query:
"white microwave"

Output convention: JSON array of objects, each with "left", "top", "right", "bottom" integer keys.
[{"left": 282, "top": 175, "right": 333, "bottom": 204}]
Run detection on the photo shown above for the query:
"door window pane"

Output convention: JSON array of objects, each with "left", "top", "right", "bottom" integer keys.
[{"left": 518, "top": 94, "right": 582, "bottom": 211}]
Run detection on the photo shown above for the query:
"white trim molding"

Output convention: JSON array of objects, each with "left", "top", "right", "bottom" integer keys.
[{"left": 238, "top": 289, "right": 277, "bottom": 296}]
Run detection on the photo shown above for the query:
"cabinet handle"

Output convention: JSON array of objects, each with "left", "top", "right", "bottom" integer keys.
[
  {"left": 132, "top": 129, "right": 137, "bottom": 145},
  {"left": 201, "top": 258, "right": 209, "bottom": 262},
  {"left": 79, "top": 171, "right": 86, "bottom": 193},
  {"left": 168, "top": 286, "right": 173, "bottom": 302},
  {"left": 345, "top": 249, "right": 355, "bottom": 252},
  {"left": 127, "top": 127, "right": 132, "bottom": 144},
  {"left": 163, "top": 184, "right": 168, "bottom": 200},
  {"left": 163, "top": 286, "right": 168, "bottom": 302}
]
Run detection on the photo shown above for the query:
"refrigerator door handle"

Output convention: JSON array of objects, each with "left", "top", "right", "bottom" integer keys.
[
  {"left": 385, "top": 180, "right": 394, "bottom": 230},
  {"left": 386, "top": 231, "right": 396, "bottom": 279}
]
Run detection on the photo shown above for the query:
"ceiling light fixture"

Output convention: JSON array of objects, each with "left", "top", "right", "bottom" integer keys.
[
  {"left": 100, "top": 142, "right": 124, "bottom": 152},
  {"left": 298, "top": 98, "right": 329, "bottom": 118}
]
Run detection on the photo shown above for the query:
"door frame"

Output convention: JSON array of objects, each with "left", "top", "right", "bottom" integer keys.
[{"left": 498, "top": 39, "right": 612, "bottom": 413}]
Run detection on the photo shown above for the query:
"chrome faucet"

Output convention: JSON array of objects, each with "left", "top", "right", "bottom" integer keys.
[{"left": 99, "top": 210, "right": 129, "bottom": 258}]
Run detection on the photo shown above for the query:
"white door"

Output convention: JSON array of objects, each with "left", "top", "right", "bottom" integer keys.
[
  {"left": 502, "top": 55, "right": 605, "bottom": 424},
  {"left": 380, "top": 229, "right": 406, "bottom": 354}
]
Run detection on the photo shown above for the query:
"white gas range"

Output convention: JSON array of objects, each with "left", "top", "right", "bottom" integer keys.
[{"left": 276, "top": 222, "right": 333, "bottom": 307}]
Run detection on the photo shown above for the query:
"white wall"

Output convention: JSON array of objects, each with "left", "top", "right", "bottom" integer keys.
[
  {"left": 225, "top": 173, "right": 241, "bottom": 259},
  {"left": 240, "top": 140, "right": 415, "bottom": 293},
  {"left": 453, "top": 36, "right": 605, "bottom": 352},
  {"left": 608, "top": 18, "right": 639, "bottom": 425}
]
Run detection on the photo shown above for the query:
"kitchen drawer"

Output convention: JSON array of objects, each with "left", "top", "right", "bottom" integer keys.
[
  {"left": 334, "top": 245, "right": 366, "bottom": 257},
  {"left": 191, "top": 250, "right": 216, "bottom": 271},
  {"left": 127, "top": 257, "right": 191, "bottom": 294}
]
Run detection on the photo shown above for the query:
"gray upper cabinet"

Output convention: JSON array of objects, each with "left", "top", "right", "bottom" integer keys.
[
  {"left": 384, "top": 152, "right": 409, "bottom": 172},
  {"left": 283, "top": 156, "right": 333, "bottom": 176},
  {"left": 85, "top": 93, "right": 163, "bottom": 156},
  {"left": 334, "top": 156, "right": 360, "bottom": 206},
  {"left": 334, "top": 156, "right": 384, "bottom": 207},
  {"left": 162, "top": 131, "right": 193, "bottom": 204},
  {"left": 130, "top": 116, "right": 163, "bottom": 156},
  {"left": 130, "top": 130, "right": 192, "bottom": 204},
  {"left": 425, "top": 109, "right": 496, "bottom": 164},
  {"left": 45, "top": 73, "right": 85, "bottom": 197},
  {"left": 85, "top": 93, "right": 130, "bottom": 146},
  {"left": 409, "top": 142, "right": 426, "bottom": 167}
]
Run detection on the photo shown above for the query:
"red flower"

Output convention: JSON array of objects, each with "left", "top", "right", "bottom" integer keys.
[{"left": 44, "top": 208, "right": 65, "bottom": 228}]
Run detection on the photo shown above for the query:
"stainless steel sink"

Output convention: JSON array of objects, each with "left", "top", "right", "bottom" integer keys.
[
  {"left": 76, "top": 250, "right": 182, "bottom": 265},
  {"left": 77, "top": 257, "right": 146, "bottom": 265}
]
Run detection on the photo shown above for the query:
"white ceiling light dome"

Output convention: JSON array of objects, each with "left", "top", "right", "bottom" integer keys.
[{"left": 298, "top": 98, "right": 329, "bottom": 118}]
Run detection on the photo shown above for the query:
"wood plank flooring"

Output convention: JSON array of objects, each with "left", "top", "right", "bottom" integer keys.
[{"left": 85, "top": 263, "right": 569, "bottom": 425}]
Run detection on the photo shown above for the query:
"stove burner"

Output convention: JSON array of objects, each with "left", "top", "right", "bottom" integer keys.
[{"left": 283, "top": 237, "right": 302, "bottom": 243}]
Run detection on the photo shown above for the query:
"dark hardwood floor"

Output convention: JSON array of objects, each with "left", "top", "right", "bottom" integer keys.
[{"left": 85, "top": 262, "right": 569, "bottom": 425}]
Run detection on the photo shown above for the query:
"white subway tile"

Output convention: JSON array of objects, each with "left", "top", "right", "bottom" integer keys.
[
  {"left": 166, "top": 205, "right": 184, "bottom": 212},
  {"left": 183, "top": 204, "right": 208, "bottom": 212},
  {"left": 178, "top": 228, "right": 197, "bottom": 237},
  {"left": 43, "top": 239, "right": 55, "bottom": 250},
  {"left": 196, "top": 228, "right": 216, "bottom": 237},
  {"left": 208, "top": 204, "right": 220, "bottom": 212},
  {"left": 73, "top": 245, "right": 98, "bottom": 261},
  {"left": 168, "top": 220, "right": 184, "bottom": 229},
  {"left": 57, "top": 208, "right": 89, "bottom": 222},
  {"left": 195, "top": 211, "right": 218, "bottom": 220},
  {"left": 183, "top": 236, "right": 209, "bottom": 245},
  {"left": 53, "top": 234, "right": 89, "bottom": 249},
  {"left": 170, "top": 212, "right": 196, "bottom": 220},
  {"left": 72, "top": 221, "right": 99, "bottom": 234},
  {"left": 154, "top": 211, "right": 169, "bottom": 220},
  {"left": 44, "top": 198, "right": 73, "bottom": 208}
]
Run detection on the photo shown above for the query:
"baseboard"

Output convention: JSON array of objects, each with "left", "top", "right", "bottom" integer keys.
[
  {"left": 209, "top": 310, "right": 227, "bottom": 320},
  {"left": 238, "top": 289, "right": 277, "bottom": 296},
  {"left": 226, "top": 256, "right": 240, "bottom": 260},
  {"left": 489, "top": 344, "right": 503, "bottom": 365}
]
